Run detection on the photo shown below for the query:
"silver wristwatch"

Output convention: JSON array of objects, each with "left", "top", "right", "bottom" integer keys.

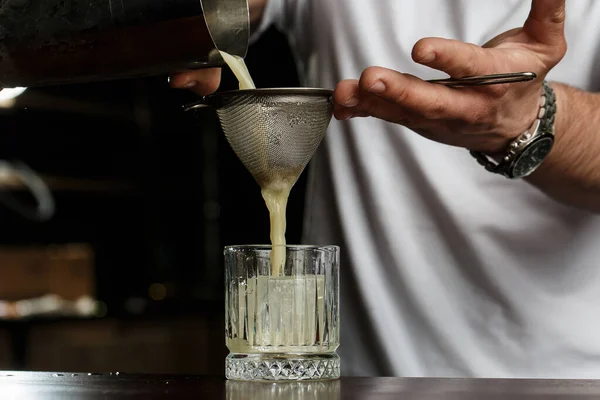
[{"left": 470, "top": 81, "right": 557, "bottom": 179}]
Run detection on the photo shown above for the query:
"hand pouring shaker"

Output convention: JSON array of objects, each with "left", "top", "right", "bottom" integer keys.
[{"left": 0, "top": 0, "right": 249, "bottom": 88}]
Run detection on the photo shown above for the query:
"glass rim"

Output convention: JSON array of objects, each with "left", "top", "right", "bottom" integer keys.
[{"left": 224, "top": 244, "right": 339, "bottom": 252}]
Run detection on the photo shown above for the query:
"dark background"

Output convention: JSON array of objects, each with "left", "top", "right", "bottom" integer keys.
[{"left": 0, "top": 26, "right": 305, "bottom": 373}]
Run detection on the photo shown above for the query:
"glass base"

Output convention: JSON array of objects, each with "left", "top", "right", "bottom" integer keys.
[{"left": 226, "top": 353, "right": 340, "bottom": 381}]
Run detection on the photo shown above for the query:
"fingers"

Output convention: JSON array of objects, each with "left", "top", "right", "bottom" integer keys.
[
  {"left": 333, "top": 79, "right": 364, "bottom": 120},
  {"left": 333, "top": 82, "right": 409, "bottom": 123},
  {"left": 412, "top": 37, "right": 499, "bottom": 78},
  {"left": 524, "top": 0, "right": 566, "bottom": 45},
  {"left": 333, "top": 68, "right": 482, "bottom": 124},
  {"left": 169, "top": 68, "right": 222, "bottom": 95},
  {"left": 361, "top": 67, "right": 474, "bottom": 117}
]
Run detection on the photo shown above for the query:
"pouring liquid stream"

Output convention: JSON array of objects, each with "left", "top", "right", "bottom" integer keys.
[
  {"left": 219, "top": 51, "right": 256, "bottom": 90},
  {"left": 219, "top": 50, "right": 289, "bottom": 276}
]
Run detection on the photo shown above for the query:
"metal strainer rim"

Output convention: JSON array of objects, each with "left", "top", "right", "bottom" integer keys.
[
  {"left": 183, "top": 87, "right": 334, "bottom": 111},
  {"left": 213, "top": 87, "right": 333, "bottom": 96}
]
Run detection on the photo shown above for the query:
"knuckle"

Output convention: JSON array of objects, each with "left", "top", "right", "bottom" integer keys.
[
  {"left": 551, "top": 9, "right": 566, "bottom": 25},
  {"left": 541, "top": 38, "right": 567, "bottom": 65},
  {"left": 485, "top": 84, "right": 509, "bottom": 100},
  {"left": 460, "top": 58, "right": 479, "bottom": 78},
  {"left": 392, "top": 84, "right": 411, "bottom": 104},
  {"left": 466, "top": 102, "right": 495, "bottom": 126},
  {"left": 366, "top": 101, "right": 382, "bottom": 118},
  {"left": 421, "top": 97, "right": 448, "bottom": 120},
  {"left": 360, "top": 67, "right": 383, "bottom": 88},
  {"left": 356, "top": 98, "right": 375, "bottom": 116},
  {"left": 555, "top": 38, "right": 568, "bottom": 60},
  {"left": 332, "top": 90, "right": 349, "bottom": 106},
  {"left": 459, "top": 45, "right": 484, "bottom": 77},
  {"left": 390, "top": 75, "right": 415, "bottom": 104}
]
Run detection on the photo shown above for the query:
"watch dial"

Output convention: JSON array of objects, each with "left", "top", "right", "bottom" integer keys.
[{"left": 512, "top": 137, "right": 554, "bottom": 178}]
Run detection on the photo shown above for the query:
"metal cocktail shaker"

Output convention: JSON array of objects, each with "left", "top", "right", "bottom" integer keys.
[{"left": 0, "top": 0, "right": 249, "bottom": 88}]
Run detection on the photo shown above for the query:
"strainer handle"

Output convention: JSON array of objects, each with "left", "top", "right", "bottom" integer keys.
[{"left": 427, "top": 72, "right": 536, "bottom": 87}]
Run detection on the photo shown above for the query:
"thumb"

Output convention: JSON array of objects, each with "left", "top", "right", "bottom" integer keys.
[
  {"left": 412, "top": 38, "right": 499, "bottom": 78},
  {"left": 523, "top": 0, "right": 566, "bottom": 45}
]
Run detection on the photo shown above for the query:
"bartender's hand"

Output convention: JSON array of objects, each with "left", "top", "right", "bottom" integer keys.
[
  {"left": 169, "top": 0, "right": 268, "bottom": 95},
  {"left": 170, "top": 68, "right": 222, "bottom": 96},
  {"left": 333, "top": 0, "right": 566, "bottom": 154}
]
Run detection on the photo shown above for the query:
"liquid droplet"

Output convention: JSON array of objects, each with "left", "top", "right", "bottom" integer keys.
[
  {"left": 52, "top": 374, "right": 64, "bottom": 377},
  {"left": 71, "top": 374, "right": 79, "bottom": 377}
]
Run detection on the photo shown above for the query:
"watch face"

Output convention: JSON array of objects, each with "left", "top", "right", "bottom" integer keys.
[{"left": 511, "top": 136, "right": 554, "bottom": 179}]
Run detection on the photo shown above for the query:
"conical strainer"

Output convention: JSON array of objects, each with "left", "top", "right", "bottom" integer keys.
[{"left": 184, "top": 88, "right": 334, "bottom": 187}]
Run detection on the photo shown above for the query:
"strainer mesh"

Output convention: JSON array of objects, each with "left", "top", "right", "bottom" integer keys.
[{"left": 215, "top": 91, "right": 333, "bottom": 187}]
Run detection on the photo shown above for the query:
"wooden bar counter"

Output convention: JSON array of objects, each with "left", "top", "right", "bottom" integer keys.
[{"left": 1, "top": 372, "right": 600, "bottom": 399}]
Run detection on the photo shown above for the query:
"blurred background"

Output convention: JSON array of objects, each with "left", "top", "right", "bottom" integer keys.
[{"left": 0, "top": 26, "right": 305, "bottom": 374}]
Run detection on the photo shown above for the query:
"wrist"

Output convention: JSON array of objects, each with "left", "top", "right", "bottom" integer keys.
[
  {"left": 470, "top": 81, "right": 556, "bottom": 179},
  {"left": 487, "top": 97, "right": 542, "bottom": 163},
  {"left": 469, "top": 85, "right": 542, "bottom": 157}
]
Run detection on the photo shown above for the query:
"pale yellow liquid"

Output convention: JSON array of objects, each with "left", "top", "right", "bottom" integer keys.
[
  {"left": 226, "top": 275, "right": 334, "bottom": 353},
  {"left": 219, "top": 50, "right": 256, "bottom": 90},
  {"left": 261, "top": 184, "right": 291, "bottom": 276},
  {"left": 219, "top": 50, "right": 290, "bottom": 276}
]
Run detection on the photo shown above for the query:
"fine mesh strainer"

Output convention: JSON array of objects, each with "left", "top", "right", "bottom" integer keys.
[{"left": 184, "top": 88, "right": 334, "bottom": 187}]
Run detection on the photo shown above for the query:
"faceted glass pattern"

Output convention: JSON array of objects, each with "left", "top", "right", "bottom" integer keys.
[
  {"left": 226, "top": 354, "right": 340, "bottom": 381},
  {"left": 224, "top": 245, "right": 340, "bottom": 381}
]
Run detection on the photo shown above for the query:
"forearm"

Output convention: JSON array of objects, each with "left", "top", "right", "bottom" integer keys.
[
  {"left": 249, "top": 0, "right": 269, "bottom": 31},
  {"left": 527, "top": 83, "right": 600, "bottom": 213}
]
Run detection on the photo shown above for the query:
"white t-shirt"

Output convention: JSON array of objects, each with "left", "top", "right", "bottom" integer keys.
[{"left": 255, "top": 0, "right": 600, "bottom": 378}]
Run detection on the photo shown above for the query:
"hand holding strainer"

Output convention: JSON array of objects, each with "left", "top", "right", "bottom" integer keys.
[{"left": 183, "top": 72, "right": 536, "bottom": 186}]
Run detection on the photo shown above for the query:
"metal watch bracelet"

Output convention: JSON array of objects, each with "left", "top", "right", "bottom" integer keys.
[{"left": 470, "top": 80, "right": 557, "bottom": 177}]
